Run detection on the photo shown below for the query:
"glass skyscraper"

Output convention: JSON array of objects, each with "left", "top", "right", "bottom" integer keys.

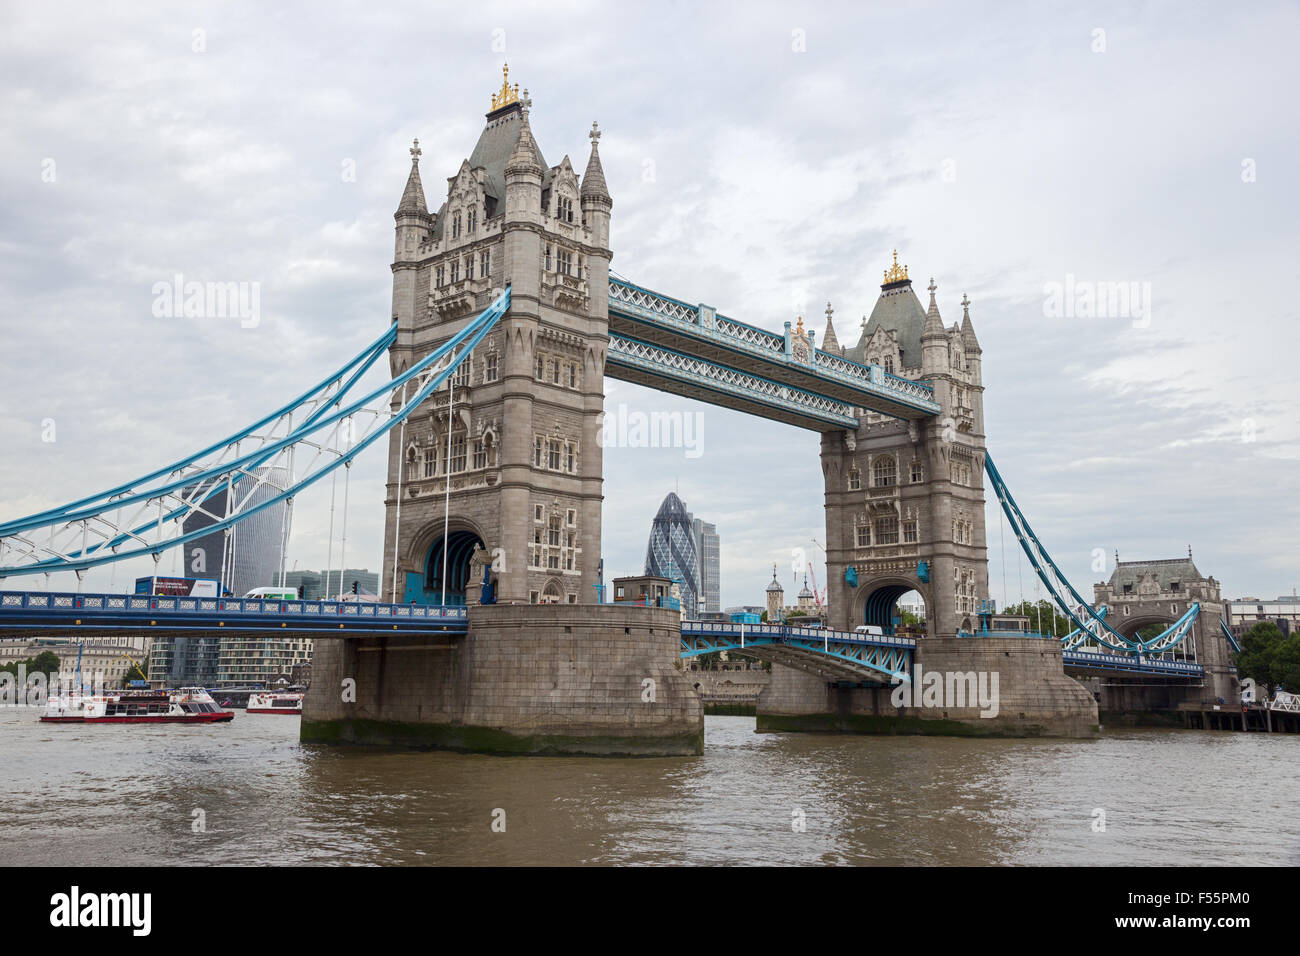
[
  {"left": 644, "top": 492, "right": 700, "bottom": 618},
  {"left": 693, "top": 518, "right": 721, "bottom": 615}
]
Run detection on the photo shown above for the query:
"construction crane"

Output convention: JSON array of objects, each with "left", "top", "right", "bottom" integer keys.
[
  {"left": 109, "top": 653, "right": 150, "bottom": 687},
  {"left": 808, "top": 539, "right": 827, "bottom": 606},
  {"left": 807, "top": 562, "right": 825, "bottom": 607}
]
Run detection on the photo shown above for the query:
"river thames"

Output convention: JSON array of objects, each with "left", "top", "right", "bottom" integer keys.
[{"left": 2, "top": 710, "right": 1295, "bottom": 866}]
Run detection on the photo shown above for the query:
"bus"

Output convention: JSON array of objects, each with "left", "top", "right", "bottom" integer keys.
[{"left": 134, "top": 576, "right": 221, "bottom": 598}]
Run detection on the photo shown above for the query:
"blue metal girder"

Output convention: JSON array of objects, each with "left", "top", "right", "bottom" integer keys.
[
  {"left": 679, "top": 621, "right": 914, "bottom": 682},
  {"left": 0, "top": 590, "right": 468, "bottom": 637},
  {"left": 608, "top": 277, "right": 940, "bottom": 419},
  {"left": 1062, "top": 649, "right": 1205, "bottom": 678},
  {"left": 606, "top": 333, "right": 859, "bottom": 430},
  {"left": 985, "top": 453, "right": 1202, "bottom": 656},
  {"left": 0, "top": 289, "right": 510, "bottom": 579},
  {"left": 1219, "top": 619, "right": 1242, "bottom": 654}
]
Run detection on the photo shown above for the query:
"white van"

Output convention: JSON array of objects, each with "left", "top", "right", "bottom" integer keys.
[
  {"left": 854, "top": 624, "right": 885, "bottom": 637},
  {"left": 245, "top": 587, "right": 297, "bottom": 602}
]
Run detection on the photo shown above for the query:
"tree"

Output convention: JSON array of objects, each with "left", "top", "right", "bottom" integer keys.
[
  {"left": 1, "top": 649, "right": 61, "bottom": 678},
  {"left": 694, "top": 651, "right": 722, "bottom": 671},
  {"left": 1234, "top": 622, "right": 1300, "bottom": 697},
  {"left": 1003, "top": 599, "right": 1072, "bottom": 637}
]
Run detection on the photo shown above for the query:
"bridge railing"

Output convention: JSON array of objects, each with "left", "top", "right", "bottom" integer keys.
[
  {"left": 609, "top": 278, "right": 938, "bottom": 412},
  {"left": 681, "top": 619, "right": 917, "bottom": 649},
  {"left": 1061, "top": 649, "right": 1204, "bottom": 676},
  {"left": 0, "top": 591, "right": 468, "bottom": 622}
]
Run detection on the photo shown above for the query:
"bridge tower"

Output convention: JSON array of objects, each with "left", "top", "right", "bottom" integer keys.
[
  {"left": 382, "top": 69, "right": 612, "bottom": 607},
  {"left": 1093, "top": 550, "right": 1237, "bottom": 703},
  {"left": 820, "top": 256, "right": 989, "bottom": 638}
]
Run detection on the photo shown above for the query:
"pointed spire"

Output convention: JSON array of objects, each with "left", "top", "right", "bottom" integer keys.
[
  {"left": 581, "top": 120, "right": 611, "bottom": 205},
  {"left": 396, "top": 137, "right": 429, "bottom": 217},
  {"left": 922, "top": 277, "right": 945, "bottom": 339},
  {"left": 960, "top": 292, "right": 982, "bottom": 352},
  {"left": 822, "top": 301, "right": 841, "bottom": 352},
  {"left": 505, "top": 90, "right": 543, "bottom": 176}
]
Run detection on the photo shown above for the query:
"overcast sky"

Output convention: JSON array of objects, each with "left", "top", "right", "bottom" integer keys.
[{"left": 1, "top": 0, "right": 1297, "bottom": 611}]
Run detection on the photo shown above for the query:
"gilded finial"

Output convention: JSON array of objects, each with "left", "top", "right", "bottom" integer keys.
[
  {"left": 491, "top": 63, "right": 520, "bottom": 111},
  {"left": 883, "top": 249, "right": 909, "bottom": 284},
  {"left": 795, "top": 315, "right": 805, "bottom": 336}
]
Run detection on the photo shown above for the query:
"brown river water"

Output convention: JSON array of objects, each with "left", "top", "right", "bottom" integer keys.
[{"left": 1, "top": 709, "right": 1295, "bottom": 866}]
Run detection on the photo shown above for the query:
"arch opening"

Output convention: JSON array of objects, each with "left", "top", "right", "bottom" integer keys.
[
  {"left": 862, "top": 585, "right": 927, "bottom": 637},
  {"left": 417, "top": 530, "right": 486, "bottom": 606}
]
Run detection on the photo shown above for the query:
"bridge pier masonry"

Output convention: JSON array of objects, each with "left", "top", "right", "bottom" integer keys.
[
  {"left": 302, "top": 603, "right": 703, "bottom": 755},
  {"left": 756, "top": 640, "right": 1100, "bottom": 738}
]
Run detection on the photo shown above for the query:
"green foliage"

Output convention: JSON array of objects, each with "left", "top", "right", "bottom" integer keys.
[
  {"left": 1235, "top": 622, "right": 1300, "bottom": 696},
  {"left": 694, "top": 651, "right": 722, "bottom": 671},
  {"left": 0, "top": 649, "right": 61, "bottom": 677},
  {"left": 1002, "top": 600, "right": 1072, "bottom": 637}
]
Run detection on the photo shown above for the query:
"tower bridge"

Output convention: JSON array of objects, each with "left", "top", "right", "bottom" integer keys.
[{"left": 0, "top": 69, "right": 1240, "bottom": 753}]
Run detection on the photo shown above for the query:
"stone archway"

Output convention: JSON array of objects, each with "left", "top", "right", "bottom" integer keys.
[
  {"left": 853, "top": 577, "right": 931, "bottom": 636},
  {"left": 400, "top": 517, "right": 490, "bottom": 606}
]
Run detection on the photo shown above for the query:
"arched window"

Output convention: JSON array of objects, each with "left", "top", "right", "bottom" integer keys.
[{"left": 873, "top": 455, "right": 897, "bottom": 487}]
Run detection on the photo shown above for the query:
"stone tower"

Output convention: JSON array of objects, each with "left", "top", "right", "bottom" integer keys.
[
  {"left": 765, "top": 565, "right": 784, "bottom": 623},
  {"left": 821, "top": 253, "right": 989, "bottom": 638},
  {"left": 381, "top": 68, "right": 612, "bottom": 606}
]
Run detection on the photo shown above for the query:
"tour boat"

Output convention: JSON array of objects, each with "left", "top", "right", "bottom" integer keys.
[
  {"left": 41, "top": 686, "right": 234, "bottom": 723},
  {"left": 246, "top": 691, "right": 304, "bottom": 715}
]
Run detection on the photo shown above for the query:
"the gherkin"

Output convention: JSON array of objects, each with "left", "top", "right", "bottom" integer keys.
[{"left": 644, "top": 492, "right": 699, "bottom": 618}]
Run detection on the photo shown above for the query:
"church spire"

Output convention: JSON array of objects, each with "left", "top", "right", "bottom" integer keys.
[{"left": 395, "top": 137, "right": 429, "bottom": 217}]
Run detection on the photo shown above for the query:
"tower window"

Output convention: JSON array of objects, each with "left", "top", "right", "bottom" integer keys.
[
  {"left": 422, "top": 447, "right": 435, "bottom": 478},
  {"left": 434, "top": 265, "right": 445, "bottom": 288},
  {"left": 903, "top": 521, "right": 918, "bottom": 544},
  {"left": 884, "top": 356, "right": 894, "bottom": 374},
  {"left": 479, "top": 248, "right": 491, "bottom": 278},
  {"left": 545, "top": 245, "right": 552, "bottom": 271},
  {"left": 451, "top": 212, "right": 461, "bottom": 239},
  {"left": 467, "top": 208, "right": 476, "bottom": 233},
  {"left": 568, "top": 364, "right": 577, "bottom": 388},
  {"left": 874, "top": 516, "right": 899, "bottom": 545},
  {"left": 910, "top": 461, "right": 923, "bottom": 483},
  {"left": 536, "top": 356, "right": 544, "bottom": 380},
  {"left": 485, "top": 353, "right": 498, "bottom": 382},
  {"left": 873, "top": 455, "right": 897, "bottom": 488},
  {"left": 557, "top": 248, "right": 572, "bottom": 276},
  {"left": 450, "top": 259, "right": 460, "bottom": 283},
  {"left": 855, "top": 525, "right": 870, "bottom": 548},
  {"left": 449, "top": 434, "right": 466, "bottom": 473},
  {"left": 848, "top": 469, "right": 861, "bottom": 491}
]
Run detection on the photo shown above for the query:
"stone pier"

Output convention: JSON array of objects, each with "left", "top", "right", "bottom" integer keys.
[
  {"left": 756, "top": 637, "right": 1099, "bottom": 738},
  {"left": 301, "top": 603, "right": 703, "bottom": 756}
]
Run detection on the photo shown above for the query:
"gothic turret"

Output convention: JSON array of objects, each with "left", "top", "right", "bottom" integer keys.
[
  {"left": 920, "top": 277, "right": 949, "bottom": 376},
  {"left": 394, "top": 138, "right": 431, "bottom": 264},
  {"left": 580, "top": 121, "right": 612, "bottom": 249},
  {"left": 504, "top": 87, "right": 544, "bottom": 223},
  {"left": 821, "top": 301, "right": 841, "bottom": 354},
  {"left": 960, "top": 293, "right": 982, "bottom": 385}
]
